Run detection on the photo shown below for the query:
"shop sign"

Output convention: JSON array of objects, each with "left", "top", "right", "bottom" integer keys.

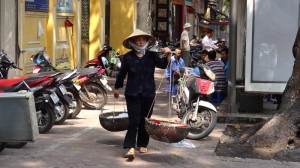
[
  {"left": 57, "top": 0, "right": 73, "bottom": 14},
  {"left": 172, "top": 0, "right": 184, "bottom": 5},
  {"left": 25, "top": 0, "right": 49, "bottom": 12},
  {"left": 185, "top": 0, "right": 193, "bottom": 6}
]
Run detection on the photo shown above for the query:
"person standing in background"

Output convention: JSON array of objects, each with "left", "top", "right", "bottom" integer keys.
[
  {"left": 180, "top": 23, "right": 192, "bottom": 67},
  {"left": 202, "top": 28, "right": 219, "bottom": 52}
]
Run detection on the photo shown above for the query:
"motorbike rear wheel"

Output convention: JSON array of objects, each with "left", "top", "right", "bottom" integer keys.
[
  {"left": 0, "top": 142, "right": 6, "bottom": 152},
  {"left": 181, "top": 107, "right": 217, "bottom": 140},
  {"left": 55, "top": 101, "right": 69, "bottom": 125},
  {"left": 82, "top": 83, "right": 107, "bottom": 110},
  {"left": 6, "top": 142, "right": 27, "bottom": 148}
]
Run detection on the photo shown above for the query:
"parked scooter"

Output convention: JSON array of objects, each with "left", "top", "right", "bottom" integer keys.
[
  {"left": 73, "top": 68, "right": 108, "bottom": 110},
  {"left": 0, "top": 51, "right": 72, "bottom": 125},
  {"left": 171, "top": 67, "right": 217, "bottom": 139},
  {"left": 29, "top": 72, "right": 74, "bottom": 124},
  {"left": 0, "top": 76, "right": 60, "bottom": 133},
  {"left": 31, "top": 48, "right": 110, "bottom": 110},
  {"left": 0, "top": 50, "right": 61, "bottom": 133},
  {"left": 84, "top": 44, "right": 121, "bottom": 77}
]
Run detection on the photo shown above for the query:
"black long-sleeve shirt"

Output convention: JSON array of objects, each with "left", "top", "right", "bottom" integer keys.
[{"left": 115, "top": 50, "right": 168, "bottom": 97}]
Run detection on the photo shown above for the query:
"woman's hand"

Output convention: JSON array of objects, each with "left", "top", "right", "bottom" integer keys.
[
  {"left": 114, "top": 89, "right": 119, "bottom": 99},
  {"left": 161, "top": 47, "right": 172, "bottom": 62},
  {"left": 161, "top": 47, "right": 171, "bottom": 54}
]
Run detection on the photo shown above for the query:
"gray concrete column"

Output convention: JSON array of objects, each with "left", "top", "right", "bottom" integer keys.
[
  {"left": 228, "top": 0, "right": 238, "bottom": 113},
  {"left": 137, "top": 0, "right": 150, "bottom": 33}
]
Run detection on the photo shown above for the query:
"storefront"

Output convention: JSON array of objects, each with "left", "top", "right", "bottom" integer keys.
[{"left": 151, "top": 0, "right": 204, "bottom": 44}]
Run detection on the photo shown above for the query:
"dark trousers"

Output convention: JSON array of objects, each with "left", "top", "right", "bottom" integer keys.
[
  {"left": 183, "top": 51, "right": 191, "bottom": 67},
  {"left": 123, "top": 95, "right": 154, "bottom": 148}
]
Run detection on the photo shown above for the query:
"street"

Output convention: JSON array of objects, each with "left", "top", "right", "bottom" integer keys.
[{"left": 0, "top": 69, "right": 299, "bottom": 168}]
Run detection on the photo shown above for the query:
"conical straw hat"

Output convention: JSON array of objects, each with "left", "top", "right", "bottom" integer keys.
[{"left": 122, "top": 29, "right": 156, "bottom": 49}]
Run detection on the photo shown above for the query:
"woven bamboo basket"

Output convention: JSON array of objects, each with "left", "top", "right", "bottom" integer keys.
[
  {"left": 99, "top": 112, "right": 129, "bottom": 132},
  {"left": 145, "top": 118, "right": 189, "bottom": 143}
]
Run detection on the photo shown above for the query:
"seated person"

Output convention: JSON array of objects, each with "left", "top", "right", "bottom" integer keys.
[
  {"left": 190, "top": 35, "right": 201, "bottom": 47},
  {"left": 165, "top": 48, "right": 185, "bottom": 95},
  {"left": 205, "top": 50, "right": 227, "bottom": 102}
]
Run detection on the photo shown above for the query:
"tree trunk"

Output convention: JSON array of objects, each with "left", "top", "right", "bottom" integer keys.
[
  {"left": 247, "top": 27, "right": 300, "bottom": 152},
  {"left": 136, "top": 0, "right": 150, "bottom": 33}
]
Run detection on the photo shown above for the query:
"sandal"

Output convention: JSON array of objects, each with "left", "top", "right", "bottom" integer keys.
[
  {"left": 124, "top": 148, "right": 135, "bottom": 159},
  {"left": 139, "top": 147, "right": 148, "bottom": 153}
]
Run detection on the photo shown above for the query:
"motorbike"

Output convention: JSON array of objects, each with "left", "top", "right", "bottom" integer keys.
[
  {"left": 0, "top": 50, "right": 65, "bottom": 149},
  {"left": 171, "top": 67, "right": 217, "bottom": 140},
  {"left": 31, "top": 48, "right": 110, "bottom": 110},
  {"left": 0, "top": 51, "right": 72, "bottom": 125},
  {"left": 0, "top": 77, "right": 60, "bottom": 134},
  {"left": 29, "top": 72, "right": 74, "bottom": 124},
  {"left": 0, "top": 75, "right": 60, "bottom": 148},
  {"left": 73, "top": 68, "right": 108, "bottom": 110},
  {"left": 84, "top": 44, "right": 121, "bottom": 78},
  {"left": 0, "top": 50, "right": 61, "bottom": 133},
  {"left": 166, "top": 41, "right": 180, "bottom": 51}
]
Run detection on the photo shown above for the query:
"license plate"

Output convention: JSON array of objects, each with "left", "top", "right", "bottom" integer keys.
[
  {"left": 73, "top": 82, "right": 81, "bottom": 90},
  {"left": 50, "top": 92, "right": 60, "bottom": 104},
  {"left": 59, "top": 84, "right": 67, "bottom": 95}
]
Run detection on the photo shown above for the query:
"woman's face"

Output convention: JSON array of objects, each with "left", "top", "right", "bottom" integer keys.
[{"left": 133, "top": 36, "right": 148, "bottom": 47}]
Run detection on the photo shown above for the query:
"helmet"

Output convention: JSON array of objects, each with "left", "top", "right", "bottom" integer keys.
[{"left": 32, "top": 52, "right": 50, "bottom": 66}]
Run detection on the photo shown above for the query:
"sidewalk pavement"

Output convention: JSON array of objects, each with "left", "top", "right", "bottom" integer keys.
[{"left": 0, "top": 68, "right": 299, "bottom": 168}]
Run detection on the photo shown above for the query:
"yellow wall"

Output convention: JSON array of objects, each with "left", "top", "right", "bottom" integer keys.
[
  {"left": 110, "top": 0, "right": 136, "bottom": 55},
  {"left": 46, "top": 0, "right": 54, "bottom": 66},
  {"left": 19, "top": 0, "right": 79, "bottom": 74},
  {"left": 21, "top": 11, "right": 48, "bottom": 74},
  {"left": 89, "top": 0, "right": 105, "bottom": 60}
]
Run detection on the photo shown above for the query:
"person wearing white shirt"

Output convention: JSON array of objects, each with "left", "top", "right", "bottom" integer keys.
[
  {"left": 202, "top": 29, "right": 219, "bottom": 52},
  {"left": 180, "top": 23, "right": 192, "bottom": 66}
]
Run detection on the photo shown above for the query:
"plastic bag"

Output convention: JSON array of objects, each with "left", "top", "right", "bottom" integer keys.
[
  {"left": 203, "top": 66, "right": 215, "bottom": 81},
  {"left": 164, "top": 139, "right": 196, "bottom": 148}
]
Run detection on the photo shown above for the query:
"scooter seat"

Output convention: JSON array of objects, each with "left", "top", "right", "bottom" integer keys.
[
  {"left": 0, "top": 76, "right": 29, "bottom": 87},
  {"left": 77, "top": 68, "right": 99, "bottom": 76}
]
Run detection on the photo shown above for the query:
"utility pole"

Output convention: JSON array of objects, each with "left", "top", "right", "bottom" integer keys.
[
  {"left": 136, "top": 0, "right": 151, "bottom": 33},
  {"left": 228, "top": 0, "right": 237, "bottom": 113}
]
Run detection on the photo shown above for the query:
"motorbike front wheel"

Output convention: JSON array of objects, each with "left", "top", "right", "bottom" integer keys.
[
  {"left": 181, "top": 108, "right": 217, "bottom": 140},
  {"left": 81, "top": 83, "right": 107, "bottom": 110},
  {"left": 38, "top": 105, "right": 56, "bottom": 134},
  {"left": 0, "top": 142, "right": 6, "bottom": 152},
  {"left": 55, "top": 101, "right": 69, "bottom": 125},
  {"left": 66, "top": 89, "right": 83, "bottom": 119}
]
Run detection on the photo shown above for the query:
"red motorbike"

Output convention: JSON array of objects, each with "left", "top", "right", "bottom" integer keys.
[
  {"left": 0, "top": 50, "right": 62, "bottom": 134},
  {"left": 84, "top": 44, "right": 121, "bottom": 77},
  {"left": 31, "top": 48, "right": 110, "bottom": 110}
]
